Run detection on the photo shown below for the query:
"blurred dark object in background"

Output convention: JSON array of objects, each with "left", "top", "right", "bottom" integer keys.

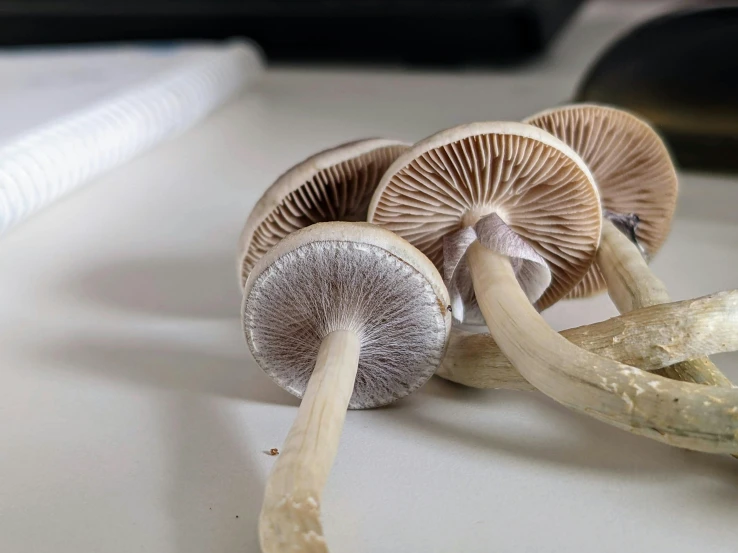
[
  {"left": 576, "top": 6, "right": 738, "bottom": 174},
  {"left": 0, "top": 0, "right": 584, "bottom": 66}
]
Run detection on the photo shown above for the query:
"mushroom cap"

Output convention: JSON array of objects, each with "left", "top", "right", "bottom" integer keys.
[
  {"left": 524, "top": 104, "right": 678, "bottom": 298},
  {"left": 242, "top": 221, "right": 451, "bottom": 409},
  {"left": 367, "top": 121, "right": 602, "bottom": 311},
  {"left": 238, "top": 138, "right": 410, "bottom": 287}
]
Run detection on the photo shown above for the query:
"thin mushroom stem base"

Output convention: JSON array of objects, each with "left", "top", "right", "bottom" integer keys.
[
  {"left": 436, "top": 290, "right": 738, "bottom": 390},
  {"left": 466, "top": 241, "right": 738, "bottom": 454},
  {"left": 259, "top": 330, "right": 360, "bottom": 553},
  {"left": 598, "top": 218, "right": 734, "bottom": 388}
]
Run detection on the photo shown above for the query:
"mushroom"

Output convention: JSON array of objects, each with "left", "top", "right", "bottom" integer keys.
[
  {"left": 524, "top": 103, "right": 734, "bottom": 387},
  {"left": 238, "top": 138, "right": 409, "bottom": 287},
  {"left": 437, "top": 290, "right": 738, "bottom": 390},
  {"left": 244, "top": 221, "right": 451, "bottom": 552},
  {"left": 368, "top": 121, "right": 738, "bottom": 454}
]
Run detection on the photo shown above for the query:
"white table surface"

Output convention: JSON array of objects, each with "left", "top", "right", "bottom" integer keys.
[{"left": 2, "top": 3, "right": 738, "bottom": 552}]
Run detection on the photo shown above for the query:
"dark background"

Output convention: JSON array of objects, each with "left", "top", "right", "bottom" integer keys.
[{"left": 0, "top": 0, "right": 585, "bottom": 65}]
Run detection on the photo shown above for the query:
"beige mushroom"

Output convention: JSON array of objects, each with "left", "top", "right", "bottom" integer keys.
[
  {"left": 369, "top": 121, "right": 738, "bottom": 454},
  {"left": 525, "top": 103, "right": 733, "bottom": 388},
  {"left": 244, "top": 222, "right": 450, "bottom": 552},
  {"left": 238, "top": 138, "right": 409, "bottom": 286},
  {"left": 437, "top": 290, "right": 738, "bottom": 390}
]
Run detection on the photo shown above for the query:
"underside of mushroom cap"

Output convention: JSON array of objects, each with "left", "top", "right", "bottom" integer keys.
[
  {"left": 367, "top": 121, "right": 602, "bottom": 311},
  {"left": 238, "top": 138, "right": 410, "bottom": 287},
  {"left": 524, "top": 104, "right": 678, "bottom": 298},
  {"left": 242, "top": 222, "right": 451, "bottom": 409}
]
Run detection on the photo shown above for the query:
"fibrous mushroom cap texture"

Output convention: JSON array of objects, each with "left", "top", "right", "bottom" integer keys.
[
  {"left": 525, "top": 104, "right": 678, "bottom": 298},
  {"left": 238, "top": 138, "right": 410, "bottom": 287},
  {"left": 367, "top": 121, "right": 602, "bottom": 311},
  {"left": 242, "top": 222, "right": 451, "bottom": 409}
]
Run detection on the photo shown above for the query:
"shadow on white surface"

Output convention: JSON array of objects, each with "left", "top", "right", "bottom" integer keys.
[
  {"left": 163, "top": 395, "right": 262, "bottom": 553},
  {"left": 36, "top": 340, "right": 298, "bottom": 407},
  {"left": 60, "top": 256, "right": 240, "bottom": 319},
  {"left": 30, "top": 340, "right": 288, "bottom": 552},
  {"left": 388, "top": 377, "right": 738, "bottom": 483}
]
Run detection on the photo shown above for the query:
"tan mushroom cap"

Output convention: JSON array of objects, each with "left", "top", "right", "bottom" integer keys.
[
  {"left": 238, "top": 138, "right": 410, "bottom": 286},
  {"left": 524, "top": 104, "right": 678, "bottom": 298},
  {"left": 243, "top": 222, "right": 451, "bottom": 409},
  {"left": 367, "top": 121, "right": 602, "bottom": 311}
]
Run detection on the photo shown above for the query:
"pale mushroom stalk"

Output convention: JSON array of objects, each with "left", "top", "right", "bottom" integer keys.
[
  {"left": 438, "top": 290, "right": 738, "bottom": 390},
  {"left": 243, "top": 222, "right": 450, "bottom": 552},
  {"left": 369, "top": 121, "right": 738, "bottom": 454},
  {"left": 598, "top": 218, "right": 732, "bottom": 387},
  {"left": 525, "top": 103, "right": 734, "bottom": 388},
  {"left": 260, "top": 331, "right": 359, "bottom": 553},
  {"left": 239, "top": 142, "right": 430, "bottom": 551},
  {"left": 467, "top": 243, "right": 738, "bottom": 454}
]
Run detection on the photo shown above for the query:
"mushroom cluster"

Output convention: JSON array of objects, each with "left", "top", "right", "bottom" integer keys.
[{"left": 237, "top": 108, "right": 738, "bottom": 552}]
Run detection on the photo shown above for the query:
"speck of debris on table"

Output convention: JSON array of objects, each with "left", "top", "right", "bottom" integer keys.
[{"left": 268, "top": 448, "right": 279, "bottom": 456}]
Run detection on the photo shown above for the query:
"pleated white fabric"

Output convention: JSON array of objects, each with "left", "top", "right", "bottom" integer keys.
[{"left": 0, "top": 41, "right": 262, "bottom": 235}]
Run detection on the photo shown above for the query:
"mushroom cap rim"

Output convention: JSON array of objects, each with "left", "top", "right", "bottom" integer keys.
[
  {"left": 522, "top": 102, "right": 679, "bottom": 211},
  {"left": 367, "top": 120, "right": 602, "bottom": 230}
]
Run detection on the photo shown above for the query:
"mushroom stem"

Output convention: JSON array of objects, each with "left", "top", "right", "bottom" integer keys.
[
  {"left": 437, "top": 290, "right": 738, "bottom": 390},
  {"left": 259, "top": 330, "right": 360, "bottom": 553},
  {"left": 598, "top": 219, "right": 669, "bottom": 310},
  {"left": 467, "top": 241, "right": 738, "bottom": 454},
  {"left": 599, "top": 218, "right": 734, "bottom": 388}
]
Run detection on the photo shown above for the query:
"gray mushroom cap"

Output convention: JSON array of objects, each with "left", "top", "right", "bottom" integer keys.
[{"left": 242, "top": 222, "right": 451, "bottom": 409}]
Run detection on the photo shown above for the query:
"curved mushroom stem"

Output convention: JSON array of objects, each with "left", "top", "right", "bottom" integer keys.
[
  {"left": 467, "top": 241, "right": 738, "bottom": 454},
  {"left": 259, "top": 330, "right": 360, "bottom": 553},
  {"left": 437, "top": 291, "right": 738, "bottom": 390},
  {"left": 598, "top": 218, "right": 734, "bottom": 388}
]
